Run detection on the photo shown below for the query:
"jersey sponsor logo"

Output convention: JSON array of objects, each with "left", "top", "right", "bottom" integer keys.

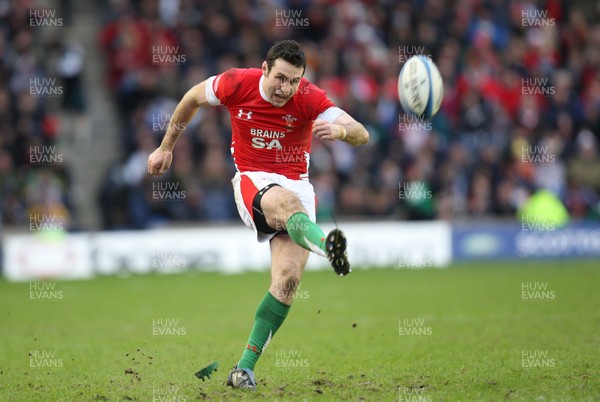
[
  {"left": 251, "top": 137, "right": 282, "bottom": 149},
  {"left": 237, "top": 109, "right": 253, "bottom": 120},
  {"left": 282, "top": 114, "right": 298, "bottom": 127},
  {"left": 249, "top": 128, "right": 288, "bottom": 149},
  {"left": 250, "top": 128, "right": 286, "bottom": 138}
]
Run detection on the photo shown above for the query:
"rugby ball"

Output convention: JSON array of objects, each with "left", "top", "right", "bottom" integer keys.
[{"left": 398, "top": 55, "right": 443, "bottom": 119}]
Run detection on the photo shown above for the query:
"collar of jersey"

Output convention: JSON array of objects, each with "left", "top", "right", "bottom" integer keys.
[{"left": 258, "top": 75, "right": 270, "bottom": 103}]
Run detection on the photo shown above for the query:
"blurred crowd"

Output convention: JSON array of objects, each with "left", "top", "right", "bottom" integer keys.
[
  {"left": 3, "top": 0, "right": 600, "bottom": 230},
  {"left": 0, "top": 1, "right": 83, "bottom": 230}
]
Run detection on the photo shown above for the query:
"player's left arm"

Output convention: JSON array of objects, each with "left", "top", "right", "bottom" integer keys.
[{"left": 312, "top": 112, "right": 369, "bottom": 146}]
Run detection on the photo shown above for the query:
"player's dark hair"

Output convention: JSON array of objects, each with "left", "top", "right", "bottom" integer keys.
[{"left": 265, "top": 40, "right": 306, "bottom": 75}]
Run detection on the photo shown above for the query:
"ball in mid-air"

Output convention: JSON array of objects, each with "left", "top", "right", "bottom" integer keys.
[{"left": 398, "top": 55, "right": 443, "bottom": 119}]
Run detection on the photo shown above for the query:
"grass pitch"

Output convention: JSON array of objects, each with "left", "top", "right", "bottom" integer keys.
[{"left": 1, "top": 260, "right": 598, "bottom": 401}]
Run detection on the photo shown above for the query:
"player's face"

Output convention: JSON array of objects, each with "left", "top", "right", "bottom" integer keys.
[{"left": 262, "top": 59, "right": 304, "bottom": 107}]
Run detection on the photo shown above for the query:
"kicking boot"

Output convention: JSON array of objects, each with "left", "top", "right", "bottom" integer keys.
[
  {"left": 326, "top": 229, "right": 351, "bottom": 276},
  {"left": 226, "top": 365, "right": 257, "bottom": 390}
]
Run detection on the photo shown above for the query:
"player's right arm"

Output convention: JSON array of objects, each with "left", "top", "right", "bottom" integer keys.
[{"left": 147, "top": 80, "right": 211, "bottom": 176}]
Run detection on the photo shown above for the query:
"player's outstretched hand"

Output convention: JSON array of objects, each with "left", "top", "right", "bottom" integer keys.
[
  {"left": 147, "top": 147, "right": 173, "bottom": 176},
  {"left": 312, "top": 120, "right": 345, "bottom": 141}
]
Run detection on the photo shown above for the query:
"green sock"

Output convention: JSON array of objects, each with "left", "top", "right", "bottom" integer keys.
[
  {"left": 238, "top": 292, "right": 291, "bottom": 370},
  {"left": 286, "top": 212, "right": 327, "bottom": 255}
]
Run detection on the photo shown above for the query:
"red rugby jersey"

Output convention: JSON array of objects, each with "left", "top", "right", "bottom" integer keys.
[{"left": 205, "top": 68, "right": 341, "bottom": 180}]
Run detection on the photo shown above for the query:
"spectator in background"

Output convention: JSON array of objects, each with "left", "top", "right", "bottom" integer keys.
[
  {"left": 5, "top": 0, "right": 600, "bottom": 230},
  {"left": 92, "top": 0, "right": 599, "bottom": 229},
  {"left": 55, "top": 38, "right": 86, "bottom": 113},
  {"left": 25, "top": 168, "right": 72, "bottom": 231},
  {"left": 0, "top": 1, "right": 74, "bottom": 230},
  {"left": 568, "top": 129, "right": 600, "bottom": 211},
  {"left": 0, "top": 149, "right": 25, "bottom": 225}
]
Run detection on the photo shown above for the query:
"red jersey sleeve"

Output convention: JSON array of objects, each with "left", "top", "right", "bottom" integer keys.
[
  {"left": 298, "top": 80, "right": 337, "bottom": 121},
  {"left": 212, "top": 68, "right": 249, "bottom": 107}
]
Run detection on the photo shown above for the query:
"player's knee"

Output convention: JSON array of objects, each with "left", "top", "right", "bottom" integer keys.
[
  {"left": 272, "top": 268, "right": 301, "bottom": 301},
  {"left": 276, "top": 276, "right": 300, "bottom": 300},
  {"left": 276, "top": 194, "right": 305, "bottom": 217}
]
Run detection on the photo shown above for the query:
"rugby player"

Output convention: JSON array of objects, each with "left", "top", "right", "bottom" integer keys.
[{"left": 147, "top": 40, "right": 369, "bottom": 389}]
